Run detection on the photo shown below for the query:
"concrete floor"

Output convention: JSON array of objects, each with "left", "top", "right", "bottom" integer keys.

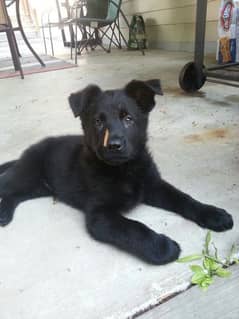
[
  {"left": 141, "top": 265, "right": 239, "bottom": 319},
  {"left": 0, "top": 49, "right": 238, "bottom": 319}
]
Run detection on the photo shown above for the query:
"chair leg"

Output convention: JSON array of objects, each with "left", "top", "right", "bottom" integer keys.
[
  {"left": 78, "top": 27, "right": 97, "bottom": 54},
  {"left": 16, "top": 0, "right": 45, "bottom": 67},
  {"left": 41, "top": 26, "right": 48, "bottom": 55},
  {"left": 77, "top": 22, "right": 124, "bottom": 54},
  {"left": 41, "top": 15, "right": 48, "bottom": 55},
  {"left": 7, "top": 17, "right": 22, "bottom": 57},
  {"left": 77, "top": 25, "right": 89, "bottom": 53},
  {"left": 118, "top": 9, "right": 130, "bottom": 48},
  {"left": 12, "top": 29, "right": 21, "bottom": 57},
  {"left": 69, "top": 24, "right": 74, "bottom": 46},
  {"left": 75, "top": 18, "right": 78, "bottom": 64},
  {"left": 6, "top": 30, "right": 18, "bottom": 70},
  {"left": 108, "top": 23, "right": 116, "bottom": 52},
  {"left": 101, "top": 26, "right": 120, "bottom": 48},
  {"left": 117, "top": 27, "right": 128, "bottom": 48},
  {"left": 117, "top": 18, "right": 122, "bottom": 48},
  {"left": 48, "top": 22, "right": 54, "bottom": 56},
  {"left": 78, "top": 33, "right": 92, "bottom": 54},
  {"left": 110, "top": 24, "right": 121, "bottom": 48},
  {"left": 83, "top": 26, "right": 90, "bottom": 51},
  {"left": 6, "top": 29, "right": 24, "bottom": 79},
  {"left": 99, "top": 22, "right": 125, "bottom": 51},
  {"left": 70, "top": 23, "right": 73, "bottom": 60},
  {"left": 100, "top": 23, "right": 117, "bottom": 53},
  {"left": 97, "top": 41, "right": 110, "bottom": 53}
]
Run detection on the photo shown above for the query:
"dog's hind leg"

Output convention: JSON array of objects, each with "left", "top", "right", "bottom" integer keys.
[
  {"left": 0, "top": 183, "right": 52, "bottom": 226},
  {"left": 0, "top": 142, "right": 52, "bottom": 226},
  {"left": 0, "top": 146, "right": 45, "bottom": 198},
  {"left": 0, "top": 160, "right": 17, "bottom": 175}
]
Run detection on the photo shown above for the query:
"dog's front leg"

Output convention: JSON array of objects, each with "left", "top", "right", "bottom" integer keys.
[
  {"left": 86, "top": 211, "right": 180, "bottom": 264},
  {"left": 143, "top": 176, "right": 233, "bottom": 232}
]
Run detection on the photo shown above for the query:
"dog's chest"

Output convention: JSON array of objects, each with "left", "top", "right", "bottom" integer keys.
[{"left": 101, "top": 173, "right": 143, "bottom": 211}]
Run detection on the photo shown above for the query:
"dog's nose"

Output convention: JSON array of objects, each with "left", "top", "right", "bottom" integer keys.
[{"left": 108, "top": 137, "right": 124, "bottom": 151}]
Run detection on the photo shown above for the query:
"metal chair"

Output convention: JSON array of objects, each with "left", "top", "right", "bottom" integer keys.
[
  {"left": 73, "top": 0, "right": 128, "bottom": 57},
  {"left": 0, "top": 0, "right": 23, "bottom": 78},
  {"left": 41, "top": 0, "right": 75, "bottom": 56},
  {"left": 6, "top": 0, "right": 45, "bottom": 67}
]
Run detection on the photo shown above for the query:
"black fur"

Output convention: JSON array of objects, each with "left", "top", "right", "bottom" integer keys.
[{"left": 0, "top": 79, "right": 233, "bottom": 265}]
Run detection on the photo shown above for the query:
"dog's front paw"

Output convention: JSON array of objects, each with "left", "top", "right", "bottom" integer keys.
[
  {"left": 145, "top": 234, "right": 181, "bottom": 265},
  {"left": 196, "top": 205, "right": 233, "bottom": 232},
  {"left": 0, "top": 199, "right": 14, "bottom": 227}
]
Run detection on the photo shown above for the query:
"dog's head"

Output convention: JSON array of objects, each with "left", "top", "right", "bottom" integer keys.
[{"left": 68, "top": 79, "right": 163, "bottom": 165}]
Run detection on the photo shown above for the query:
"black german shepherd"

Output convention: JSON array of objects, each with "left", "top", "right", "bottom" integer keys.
[{"left": 0, "top": 80, "right": 233, "bottom": 264}]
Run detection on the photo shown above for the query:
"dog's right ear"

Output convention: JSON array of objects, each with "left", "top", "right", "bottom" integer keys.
[
  {"left": 125, "top": 79, "right": 163, "bottom": 113},
  {"left": 68, "top": 85, "right": 102, "bottom": 117}
]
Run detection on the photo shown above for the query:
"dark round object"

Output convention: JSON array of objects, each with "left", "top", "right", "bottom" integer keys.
[{"left": 179, "top": 62, "right": 206, "bottom": 92}]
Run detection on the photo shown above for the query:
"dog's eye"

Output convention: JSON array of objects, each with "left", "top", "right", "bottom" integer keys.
[
  {"left": 120, "top": 110, "right": 134, "bottom": 127},
  {"left": 95, "top": 118, "right": 103, "bottom": 128},
  {"left": 123, "top": 113, "right": 134, "bottom": 125},
  {"left": 124, "top": 114, "right": 133, "bottom": 122}
]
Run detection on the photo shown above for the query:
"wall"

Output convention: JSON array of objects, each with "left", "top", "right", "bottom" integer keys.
[{"left": 121, "top": 0, "right": 221, "bottom": 52}]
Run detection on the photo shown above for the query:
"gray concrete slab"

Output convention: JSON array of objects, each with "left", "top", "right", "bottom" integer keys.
[
  {"left": 0, "top": 50, "right": 238, "bottom": 319},
  {"left": 140, "top": 265, "right": 239, "bottom": 319}
]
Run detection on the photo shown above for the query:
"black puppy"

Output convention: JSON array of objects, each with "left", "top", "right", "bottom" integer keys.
[{"left": 0, "top": 80, "right": 233, "bottom": 264}]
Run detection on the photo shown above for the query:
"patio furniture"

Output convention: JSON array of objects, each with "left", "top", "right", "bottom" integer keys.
[
  {"left": 5, "top": 0, "right": 45, "bottom": 67},
  {"left": 41, "top": 0, "right": 87, "bottom": 62},
  {"left": 41, "top": 0, "right": 75, "bottom": 56},
  {"left": 41, "top": 0, "right": 129, "bottom": 64},
  {"left": 72, "top": 0, "right": 129, "bottom": 59},
  {"left": 0, "top": 0, "right": 23, "bottom": 78},
  {"left": 86, "top": 0, "right": 108, "bottom": 19},
  {"left": 42, "top": 0, "right": 91, "bottom": 59}
]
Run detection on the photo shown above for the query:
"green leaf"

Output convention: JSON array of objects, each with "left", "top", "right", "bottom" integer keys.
[
  {"left": 179, "top": 232, "right": 236, "bottom": 292},
  {"left": 177, "top": 255, "right": 202, "bottom": 263},
  {"left": 190, "top": 265, "right": 204, "bottom": 273},
  {"left": 203, "top": 258, "right": 211, "bottom": 270},
  {"left": 200, "top": 285, "right": 209, "bottom": 291},
  {"left": 191, "top": 271, "right": 206, "bottom": 284},
  {"left": 199, "top": 276, "right": 213, "bottom": 290},
  {"left": 204, "top": 276, "right": 213, "bottom": 285},
  {"left": 216, "top": 268, "right": 231, "bottom": 278},
  {"left": 210, "top": 261, "right": 221, "bottom": 271},
  {"left": 203, "top": 257, "right": 220, "bottom": 271}
]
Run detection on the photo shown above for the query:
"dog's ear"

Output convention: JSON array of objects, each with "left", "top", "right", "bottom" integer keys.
[
  {"left": 68, "top": 85, "right": 102, "bottom": 117},
  {"left": 125, "top": 79, "right": 163, "bottom": 113}
]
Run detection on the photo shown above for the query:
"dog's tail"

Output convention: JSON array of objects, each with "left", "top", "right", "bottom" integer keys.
[{"left": 0, "top": 160, "right": 17, "bottom": 174}]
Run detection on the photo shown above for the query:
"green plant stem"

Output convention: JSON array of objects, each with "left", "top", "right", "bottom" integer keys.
[{"left": 204, "top": 254, "right": 228, "bottom": 267}]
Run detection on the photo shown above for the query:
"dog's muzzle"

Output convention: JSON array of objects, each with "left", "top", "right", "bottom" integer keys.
[
  {"left": 103, "top": 128, "right": 125, "bottom": 152},
  {"left": 99, "top": 128, "right": 128, "bottom": 165}
]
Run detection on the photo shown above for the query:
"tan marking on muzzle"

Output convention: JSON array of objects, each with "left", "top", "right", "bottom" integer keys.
[{"left": 103, "top": 128, "right": 109, "bottom": 147}]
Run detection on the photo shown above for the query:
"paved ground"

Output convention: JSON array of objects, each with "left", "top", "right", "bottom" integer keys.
[
  {"left": 0, "top": 49, "right": 238, "bottom": 319},
  {"left": 141, "top": 265, "right": 239, "bottom": 319}
]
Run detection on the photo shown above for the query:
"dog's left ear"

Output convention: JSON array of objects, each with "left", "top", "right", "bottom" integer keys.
[
  {"left": 125, "top": 79, "right": 163, "bottom": 113},
  {"left": 68, "top": 85, "right": 102, "bottom": 117}
]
